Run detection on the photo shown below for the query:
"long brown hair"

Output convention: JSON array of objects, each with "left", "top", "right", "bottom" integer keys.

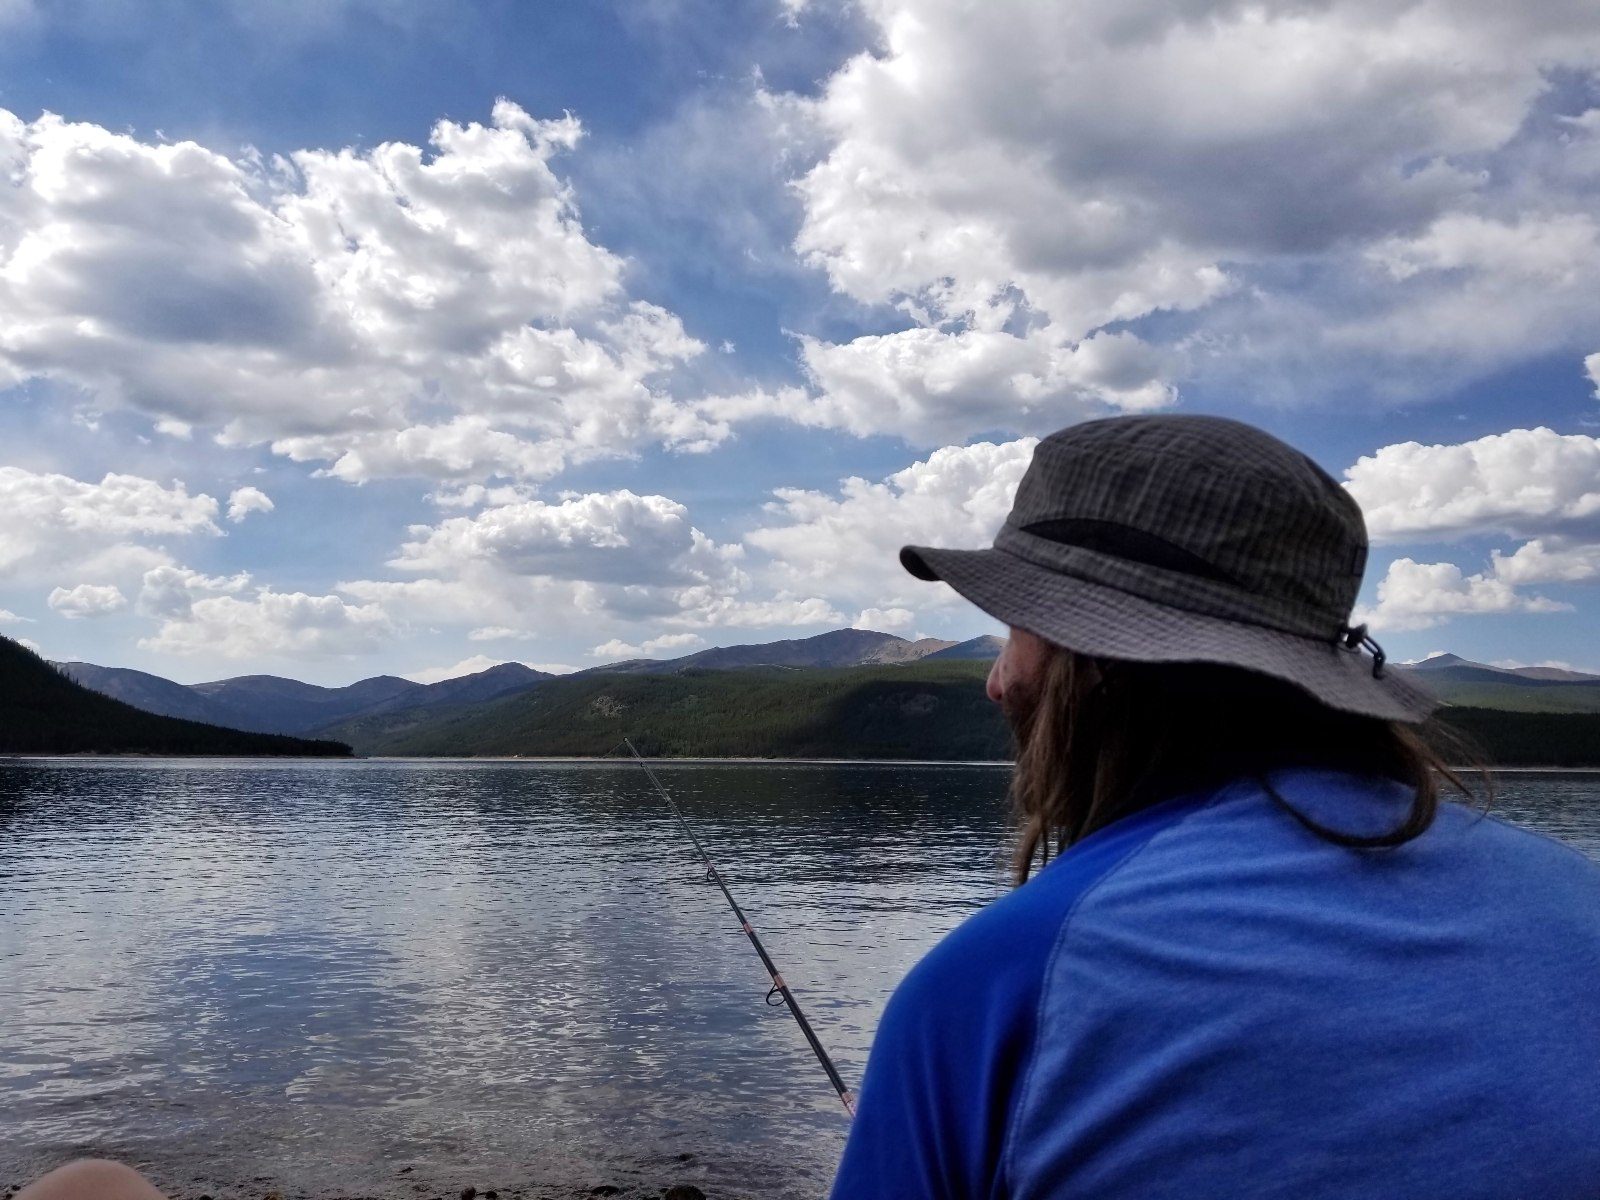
[{"left": 1008, "top": 648, "right": 1485, "bottom": 884}]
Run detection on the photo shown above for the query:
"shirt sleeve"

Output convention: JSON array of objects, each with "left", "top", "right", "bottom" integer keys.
[
  {"left": 828, "top": 798, "right": 1192, "bottom": 1200},
  {"left": 828, "top": 912, "right": 1047, "bottom": 1200}
]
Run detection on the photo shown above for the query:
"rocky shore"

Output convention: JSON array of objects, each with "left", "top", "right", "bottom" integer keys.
[{"left": 2, "top": 1162, "right": 747, "bottom": 1200}]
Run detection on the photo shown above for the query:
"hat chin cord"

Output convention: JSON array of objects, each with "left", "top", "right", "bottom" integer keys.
[{"left": 1339, "top": 623, "right": 1387, "bottom": 679}]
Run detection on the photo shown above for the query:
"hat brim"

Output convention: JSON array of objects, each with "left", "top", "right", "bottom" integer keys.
[{"left": 901, "top": 544, "right": 1437, "bottom": 724}]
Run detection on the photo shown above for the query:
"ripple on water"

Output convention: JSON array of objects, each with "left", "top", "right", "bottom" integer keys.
[{"left": 0, "top": 760, "right": 1593, "bottom": 1197}]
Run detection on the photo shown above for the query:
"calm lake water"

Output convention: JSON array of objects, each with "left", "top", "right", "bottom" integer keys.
[{"left": 1, "top": 760, "right": 1596, "bottom": 1199}]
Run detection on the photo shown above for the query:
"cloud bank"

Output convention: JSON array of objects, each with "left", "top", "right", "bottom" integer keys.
[
  {"left": 770, "top": 0, "right": 1600, "bottom": 437},
  {"left": 1349, "top": 427, "right": 1600, "bottom": 631},
  {"left": 0, "top": 101, "right": 723, "bottom": 485}
]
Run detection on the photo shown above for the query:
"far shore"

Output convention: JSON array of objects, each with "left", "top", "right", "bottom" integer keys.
[
  {"left": 1, "top": 752, "right": 1009, "bottom": 766},
  {"left": 6, "top": 754, "right": 1600, "bottom": 772},
  {"left": 367, "top": 757, "right": 1600, "bottom": 773}
]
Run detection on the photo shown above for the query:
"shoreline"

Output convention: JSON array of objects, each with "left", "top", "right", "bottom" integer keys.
[
  {"left": 7, "top": 753, "right": 1600, "bottom": 772},
  {"left": 0, "top": 1163, "right": 738, "bottom": 1200}
]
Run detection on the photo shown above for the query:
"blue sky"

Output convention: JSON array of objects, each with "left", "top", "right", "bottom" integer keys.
[{"left": 1, "top": 0, "right": 1598, "bottom": 684}]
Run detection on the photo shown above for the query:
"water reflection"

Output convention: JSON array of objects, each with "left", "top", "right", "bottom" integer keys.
[{"left": 0, "top": 760, "right": 1591, "bottom": 1197}]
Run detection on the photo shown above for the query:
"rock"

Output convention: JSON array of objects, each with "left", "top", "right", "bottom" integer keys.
[
  {"left": 484, "top": 1192, "right": 498, "bottom": 1199},
  {"left": 461, "top": 1188, "right": 477, "bottom": 1200},
  {"left": 663, "top": 1187, "right": 706, "bottom": 1200},
  {"left": 399, "top": 1166, "right": 414, "bottom": 1174}
]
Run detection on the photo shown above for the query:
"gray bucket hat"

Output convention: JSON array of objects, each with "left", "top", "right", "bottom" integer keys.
[{"left": 901, "top": 414, "right": 1436, "bottom": 723}]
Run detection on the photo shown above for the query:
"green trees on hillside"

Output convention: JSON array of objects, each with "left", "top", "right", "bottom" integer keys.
[
  {"left": 1443, "top": 708, "right": 1600, "bottom": 769},
  {"left": 330, "top": 662, "right": 1010, "bottom": 759},
  {"left": 324, "top": 661, "right": 1600, "bottom": 767},
  {"left": 7, "top": 625, "right": 1592, "bottom": 765}
]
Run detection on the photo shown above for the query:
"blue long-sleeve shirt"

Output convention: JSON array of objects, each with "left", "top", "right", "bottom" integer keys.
[{"left": 830, "top": 769, "right": 1600, "bottom": 1199}]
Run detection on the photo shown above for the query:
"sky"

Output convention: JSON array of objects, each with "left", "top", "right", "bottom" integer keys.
[{"left": 0, "top": 0, "right": 1598, "bottom": 685}]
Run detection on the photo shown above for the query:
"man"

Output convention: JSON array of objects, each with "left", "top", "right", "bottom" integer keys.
[{"left": 830, "top": 414, "right": 1600, "bottom": 1198}]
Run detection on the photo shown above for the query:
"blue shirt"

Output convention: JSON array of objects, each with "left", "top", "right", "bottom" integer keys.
[{"left": 830, "top": 770, "right": 1600, "bottom": 1199}]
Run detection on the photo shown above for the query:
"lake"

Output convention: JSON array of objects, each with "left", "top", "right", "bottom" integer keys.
[{"left": 1, "top": 761, "right": 1596, "bottom": 1199}]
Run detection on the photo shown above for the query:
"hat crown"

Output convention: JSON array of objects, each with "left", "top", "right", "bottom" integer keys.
[{"left": 996, "top": 415, "right": 1367, "bottom": 639}]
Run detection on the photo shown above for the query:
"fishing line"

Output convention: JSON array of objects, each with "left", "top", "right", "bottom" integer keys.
[{"left": 618, "top": 737, "right": 856, "bottom": 1117}]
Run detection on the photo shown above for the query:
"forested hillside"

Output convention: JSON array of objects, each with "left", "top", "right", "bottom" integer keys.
[
  {"left": 321, "top": 659, "right": 1600, "bottom": 767},
  {"left": 1, "top": 636, "right": 350, "bottom": 756},
  {"left": 1442, "top": 708, "right": 1600, "bottom": 769},
  {"left": 1396, "top": 655, "right": 1600, "bottom": 714},
  {"left": 325, "top": 660, "right": 1012, "bottom": 760}
]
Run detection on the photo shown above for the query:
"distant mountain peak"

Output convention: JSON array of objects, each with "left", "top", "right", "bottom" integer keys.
[
  {"left": 1405, "top": 652, "right": 1478, "bottom": 670},
  {"left": 924, "top": 635, "right": 1005, "bottom": 661},
  {"left": 1398, "top": 653, "right": 1600, "bottom": 685},
  {"left": 478, "top": 661, "right": 538, "bottom": 676},
  {"left": 583, "top": 626, "right": 970, "bottom": 675}
]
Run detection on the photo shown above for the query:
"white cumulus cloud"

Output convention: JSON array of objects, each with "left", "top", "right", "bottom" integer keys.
[
  {"left": 344, "top": 488, "right": 842, "bottom": 648},
  {"left": 0, "top": 466, "right": 220, "bottom": 579},
  {"left": 467, "top": 625, "right": 533, "bottom": 642},
  {"left": 135, "top": 565, "right": 253, "bottom": 620},
  {"left": 1346, "top": 427, "right": 1600, "bottom": 543},
  {"left": 226, "top": 486, "right": 274, "bottom": 522},
  {"left": 855, "top": 606, "right": 915, "bottom": 632},
  {"left": 746, "top": 437, "right": 1036, "bottom": 615},
  {"left": 1490, "top": 539, "right": 1600, "bottom": 587},
  {"left": 0, "top": 102, "right": 719, "bottom": 484},
  {"left": 792, "top": 327, "right": 1177, "bottom": 446},
  {"left": 1361, "top": 557, "right": 1571, "bottom": 632},
  {"left": 1347, "top": 426, "right": 1600, "bottom": 631},
  {"left": 139, "top": 588, "right": 398, "bottom": 659},
  {"left": 775, "top": 0, "right": 1600, "bottom": 436},
  {"left": 48, "top": 582, "right": 129, "bottom": 619},
  {"left": 390, "top": 489, "right": 740, "bottom": 586},
  {"left": 590, "top": 632, "right": 705, "bottom": 659}
]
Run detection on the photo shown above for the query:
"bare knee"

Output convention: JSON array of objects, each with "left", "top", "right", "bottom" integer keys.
[{"left": 15, "top": 1159, "right": 167, "bottom": 1200}]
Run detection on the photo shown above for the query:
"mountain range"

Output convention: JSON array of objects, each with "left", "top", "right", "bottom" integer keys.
[
  {"left": 58, "top": 658, "right": 553, "bottom": 736},
  {"left": 1401, "top": 653, "right": 1600, "bottom": 714},
  {"left": 592, "top": 628, "right": 993, "bottom": 672},
  {"left": 327, "top": 660, "right": 1012, "bottom": 760},
  {"left": 39, "top": 633, "right": 1600, "bottom": 761},
  {"left": 55, "top": 629, "right": 1006, "bottom": 737},
  {"left": 0, "top": 635, "right": 348, "bottom": 757},
  {"left": 1405, "top": 652, "right": 1600, "bottom": 682}
]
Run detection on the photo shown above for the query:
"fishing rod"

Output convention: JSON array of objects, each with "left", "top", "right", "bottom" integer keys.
[{"left": 620, "top": 737, "right": 856, "bottom": 1117}]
